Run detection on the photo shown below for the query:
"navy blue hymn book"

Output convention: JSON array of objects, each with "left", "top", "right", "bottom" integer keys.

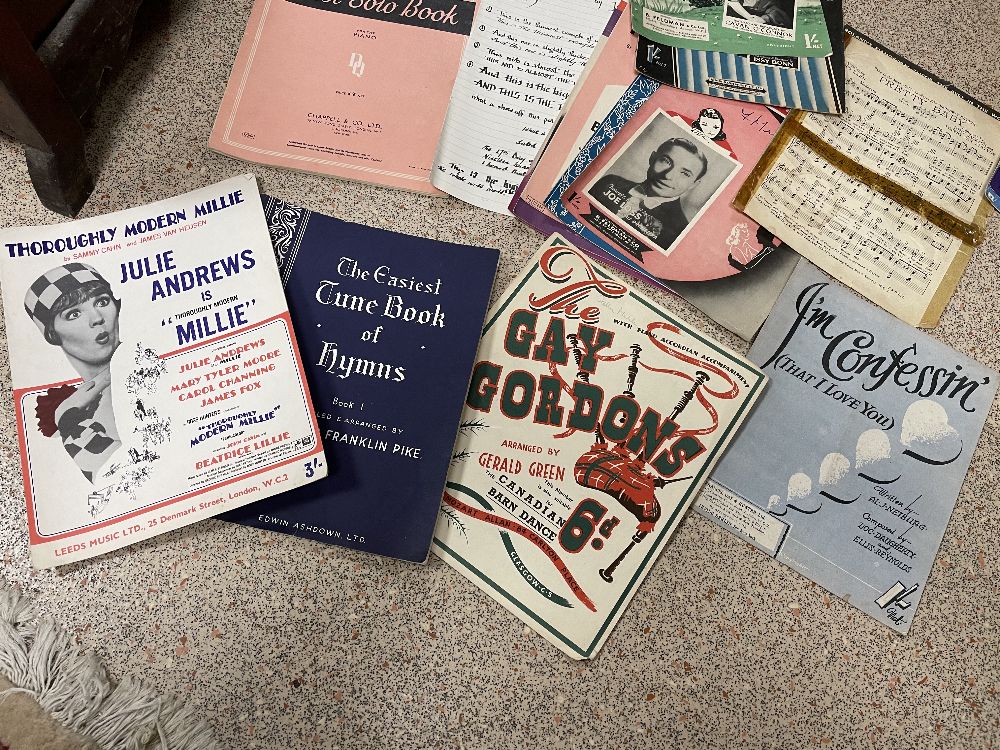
[{"left": 222, "top": 196, "right": 499, "bottom": 562}]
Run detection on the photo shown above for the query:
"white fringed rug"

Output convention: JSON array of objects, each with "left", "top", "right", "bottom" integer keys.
[{"left": 0, "top": 585, "right": 217, "bottom": 750}]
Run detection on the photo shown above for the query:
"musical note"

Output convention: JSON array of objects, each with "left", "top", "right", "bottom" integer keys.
[
  {"left": 753, "top": 136, "right": 960, "bottom": 303},
  {"left": 800, "top": 57, "right": 997, "bottom": 225}
]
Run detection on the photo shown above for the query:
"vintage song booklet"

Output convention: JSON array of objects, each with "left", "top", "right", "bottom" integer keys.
[
  {"left": 513, "top": 6, "right": 799, "bottom": 340},
  {"left": 735, "top": 31, "right": 1000, "bottom": 327},
  {"left": 0, "top": 176, "right": 326, "bottom": 567},
  {"left": 223, "top": 197, "right": 499, "bottom": 562},
  {"left": 632, "top": 0, "right": 835, "bottom": 59},
  {"left": 211, "top": 0, "right": 477, "bottom": 194},
  {"left": 210, "top": 0, "right": 617, "bottom": 214},
  {"left": 432, "top": 235, "right": 765, "bottom": 658},
  {"left": 698, "top": 262, "right": 998, "bottom": 633},
  {"left": 634, "top": 0, "right": 846, "bottom": 114}
]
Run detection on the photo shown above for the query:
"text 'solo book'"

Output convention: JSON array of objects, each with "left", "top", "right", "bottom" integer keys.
[
  {"left": 0, "top": 176, "right": 326, "bottom": 567},
  {"left": 432, "top": 234, "right": 765, "bottom": 658},
  {"left": 222, "top": 197, "right": 499, "bottom": 562}
]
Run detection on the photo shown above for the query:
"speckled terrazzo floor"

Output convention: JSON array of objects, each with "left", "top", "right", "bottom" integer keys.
[{"left": 1, "top": 1, "right": 998, "bottom": 748}]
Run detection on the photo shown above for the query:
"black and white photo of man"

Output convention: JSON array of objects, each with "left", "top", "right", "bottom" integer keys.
[
  {"left": 589, "top": 138, "right": 707, "bottom": 251},
  {"left": 581, "top": 110, "right": 741, "bottom": 256}
]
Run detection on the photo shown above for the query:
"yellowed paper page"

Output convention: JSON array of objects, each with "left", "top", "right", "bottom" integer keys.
[{"left": 738, "top": 34, "right": 999, "bottom": 327}]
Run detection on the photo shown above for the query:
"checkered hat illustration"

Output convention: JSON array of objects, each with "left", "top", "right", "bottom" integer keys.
[{"left": 23, "top": 263, "right": 111, "bottom": 333}]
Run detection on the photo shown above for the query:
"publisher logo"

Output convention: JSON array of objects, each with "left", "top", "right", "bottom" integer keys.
[
  {"left": 349, "top": 53, "right": 365, "bottom": 78},
  {"left": 876, "top": 581, "right": 918, "bottom": 610}
]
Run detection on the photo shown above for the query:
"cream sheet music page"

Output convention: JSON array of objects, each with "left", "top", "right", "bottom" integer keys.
[
  {"left": 741, "top": 35, "right": 1000, "bottom": 327},
  {"left": 431, "top": 0, "right": 617, "bottom": 214}
]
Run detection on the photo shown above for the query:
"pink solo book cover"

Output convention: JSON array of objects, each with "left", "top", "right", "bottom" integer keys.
[{"left": 209, "top": 0, "right": 476, "bottom": 194}]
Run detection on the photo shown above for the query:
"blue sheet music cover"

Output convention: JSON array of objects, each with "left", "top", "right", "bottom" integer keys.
[
  {"left": 696, "top": 263, "right": 998, "bottom": 634},
  {"left": 222, "top": 196, "right": 499, "bottom": 562}
]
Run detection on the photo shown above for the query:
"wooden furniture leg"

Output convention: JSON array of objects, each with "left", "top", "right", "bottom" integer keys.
[
  {"left": 0, "top": 2, "right": 92, "bottom": 216},
  {"left": 39, "top": 0, "right": 145, "bottom": 119},
  {"left": 0, "top": 0, "right": 145, "bottom": 217}
]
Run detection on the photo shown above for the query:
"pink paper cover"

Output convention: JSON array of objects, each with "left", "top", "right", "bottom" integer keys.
[{"left": 210, "top": 0, "right": 474, "bottom": 193}]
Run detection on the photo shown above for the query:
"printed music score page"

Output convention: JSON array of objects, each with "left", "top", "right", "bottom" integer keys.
[
  {"left": 736, "top": 34, "right": 1000, "bottom": 328},
  {"left": 431, "top": 0, "right": 618, "bottom": 214}
]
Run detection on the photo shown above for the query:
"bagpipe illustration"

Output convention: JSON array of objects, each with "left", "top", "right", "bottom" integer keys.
[{"left": 567, "top": 333, "right": 709, "bottom": 582}]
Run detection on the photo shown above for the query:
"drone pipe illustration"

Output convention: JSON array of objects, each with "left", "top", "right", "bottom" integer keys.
[
  {"left": 598, "top": 369, "right": 710, "bottom": 583},
  {"left": 567, "top": 332, "right": 604, "bottom": 443},
  {"left": 623, "top": 343, "right": 641, "bottom": 398}
]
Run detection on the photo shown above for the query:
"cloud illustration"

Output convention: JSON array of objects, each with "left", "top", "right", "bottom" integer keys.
[
  {"left": 819, "top": 452, "right": 850, "bottom": 486},
  {"left": 768, "top": 472, "right": 822, "bottom": 515},
  {"left": 788, "top": 472, "right": 812, "bottom": 500},
  {"left": 855, "top": 429, "right": 891, "bottom": 468},
  {"left": 900, "top": 400, "right": 962, "bottom": 464}
]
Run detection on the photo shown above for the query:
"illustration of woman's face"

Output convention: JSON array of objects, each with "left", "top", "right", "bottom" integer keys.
[
  {"left": 696, "top": 114, "right": 723, "bottom": 139},
  {"left": 51, "top": 291, "right": 120, "bottom": 369}
]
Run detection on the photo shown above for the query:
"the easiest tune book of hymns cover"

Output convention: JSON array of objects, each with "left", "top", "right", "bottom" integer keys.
[{"left": 222, "top": 196, "right": 499, "bottom": 563}]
